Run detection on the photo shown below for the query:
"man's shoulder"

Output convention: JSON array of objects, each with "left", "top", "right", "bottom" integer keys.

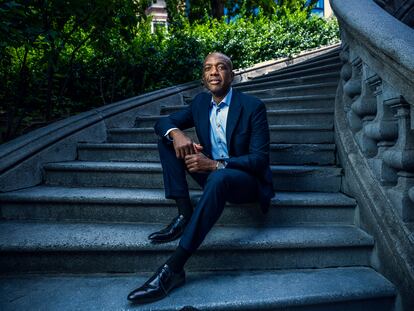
[{"left": 192, "top": 91, "right": 211, "bottom": 103}]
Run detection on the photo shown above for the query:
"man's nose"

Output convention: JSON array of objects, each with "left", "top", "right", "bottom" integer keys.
[{"left": 210, "top": 66, "right": 219, "bottom": 75}]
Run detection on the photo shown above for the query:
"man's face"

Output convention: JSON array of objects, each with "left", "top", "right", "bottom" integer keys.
[{"left": 202, "top": 54, "right": 234, "bottom": 98}]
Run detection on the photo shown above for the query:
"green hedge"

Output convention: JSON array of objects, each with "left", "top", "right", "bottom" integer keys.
[{"left": 0, "top": 4, "right": 339, "bottom": 142}]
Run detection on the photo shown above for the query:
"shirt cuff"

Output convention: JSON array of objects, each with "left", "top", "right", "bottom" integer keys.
[{"left": 164, "top": 128, "right": 178, "bottom": 141}]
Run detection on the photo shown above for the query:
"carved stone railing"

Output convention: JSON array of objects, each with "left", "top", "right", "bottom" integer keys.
[{"left": 331, "top": 0, "right": 414, "bottom": 309}]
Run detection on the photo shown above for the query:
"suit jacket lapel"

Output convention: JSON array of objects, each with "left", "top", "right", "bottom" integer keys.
[
  {"left": 198, "top": 94, "right": 212, "bottom": 157},
  {"left": 226, "top": 89, "right": 242, "bottom": 151}
]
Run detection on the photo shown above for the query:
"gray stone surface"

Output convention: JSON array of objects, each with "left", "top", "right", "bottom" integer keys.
[
  {"left": 245, "top": 82, "right": 339, "bottom": 98},
  {"left": 96, "top": 125, "right": 334, "bottom": 144},
  {"left": 0, "top": 221, "right": 373, "bottom": 273},
  {"left": 269, "top": 124, "right": 334, "bottom": 144},
  {"left": 42, "top": 161, "right": 341, "bottom": 192},
  {"left": 254, "top": 63, "right": 342, "bottom": 82},
  {"left": 252, "top": 55, "right": 341, "bottom": 80},
  {"left": 262, "top": 94, "right": 336, "bottom": 110},
  {"left": 77, "top": 142, "right": 335, "bottom": 165},
  {"left": 233, "top": 44, "right": 340, "bottom": 83},
  {"left": 331, "top": 0, "right": 414, "bottom": 104},
  {"left": 266, "top": 108, "right": 334, "bottom": 126},
  {"left": 134, "top": 109, "right": 334, "bottom": 128},
  {"left": 235, "top": 72, "right": 339, "bottom": 92},
  {"left": 0, "top": 186, "right": 355, "bottom": 225},
  {"left": 0, "top": 267, "right": 395, "bottom": 311}
]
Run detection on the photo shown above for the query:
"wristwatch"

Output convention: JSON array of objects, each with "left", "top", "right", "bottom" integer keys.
[{"left": 215, "top": 160, "right": 227, "bottom": 170}]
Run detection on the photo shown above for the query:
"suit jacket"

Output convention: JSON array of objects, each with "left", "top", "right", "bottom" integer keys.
[{"left": 154, "top": 89, "right": 275, "bottom": 212}]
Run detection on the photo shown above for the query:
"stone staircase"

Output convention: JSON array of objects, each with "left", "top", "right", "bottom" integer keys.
[{"left": 0, "top": 48, "right": 397, "bottom": 310}]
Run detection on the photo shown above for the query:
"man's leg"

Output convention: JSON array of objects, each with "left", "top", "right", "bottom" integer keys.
[
  {"left": 128, "top": 168, "right": 259, "bottom": 303},
  {"left": 148, "top": 139, "right": 207, "bottom": 243},
  {"left": 165, "top": 168, "right": 259, "bottom": 274},
  {"left": 180, "top": 168, "right": 259, "bottom": 253}
]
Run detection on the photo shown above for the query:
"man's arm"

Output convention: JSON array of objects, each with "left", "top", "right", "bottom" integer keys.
[{"left": 225, "top": 101, "right": 270, "bottom": 175}]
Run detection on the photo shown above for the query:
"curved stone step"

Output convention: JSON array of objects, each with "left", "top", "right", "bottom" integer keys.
[
  {"left": 135, "top": 108, "right": 334, "bottom": 128},
  {"left": 234, "top": 72, "right": 339, "bottom": 91},
  {"left": 107, "top": 125, "right": 334, "bottom": 144},
  {"left": 245, "top": 82, "right": 339, "bottom": 98},
  {"left": 0, "top": 221, "right": 373, "bottom": 273},
  {"left": 0, "top": 186, "right": 355, "bottom": 225},
  {"left": 77, "top": 142, "right": 335, "bottom": 165},
  {"left": 262, "top": 94, "right": 335, "bottom": 110},
  {"left": 253, "top": 63, "right": 342, "bottom": 83},
  {"left": 0, "top": 267, "right": 396, "bottom": 311},
  {"left": 43, "top": 162, "right": 342, "bottom": 192},
  {"left": 267, "top": 108, "right": 334, "bottom": 125},
  {"left": 253, "top": 56, "right": 341, "bottom": 80}
]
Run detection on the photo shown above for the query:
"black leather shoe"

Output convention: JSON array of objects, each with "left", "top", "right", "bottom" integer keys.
[
  {"left": 127, "top": 264, "right": 185, "bottom": 304},
  {"left": 148, "top": 215, "right": 188, "bottom": 243}
]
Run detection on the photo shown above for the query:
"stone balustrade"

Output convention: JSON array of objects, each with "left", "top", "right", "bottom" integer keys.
[{"left": 332, "top": 0, "right": 414, "bottom": 223}]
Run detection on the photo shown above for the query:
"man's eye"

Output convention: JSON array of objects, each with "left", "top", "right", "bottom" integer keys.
[{"left": 204, "top": 67, "right": 211, "bottom": 72}]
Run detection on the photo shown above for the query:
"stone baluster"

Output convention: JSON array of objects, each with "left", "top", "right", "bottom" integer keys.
[
  {"left": 383, "top": 98, "right": 414, "bottom": 222},
  {"left": 352, "top": 65, "right": 379, "bottom": 157},
  {"left": 344, "top": 56, "right": 362, "bottom": 132},
  {"left": 363, "top": 81, "right": 399, "bottom": 185},
  {"left": 339, "top": 47, "right": 353, "bottom": 112}
]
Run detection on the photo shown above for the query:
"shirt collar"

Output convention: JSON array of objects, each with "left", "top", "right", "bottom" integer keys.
[{"left": 211, "top": 87, "right": 232, "bottom": 108}]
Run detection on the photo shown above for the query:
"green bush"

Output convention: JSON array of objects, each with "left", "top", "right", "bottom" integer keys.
[{"left": 0, "top": 1, "right": 339, "bottom": 142}]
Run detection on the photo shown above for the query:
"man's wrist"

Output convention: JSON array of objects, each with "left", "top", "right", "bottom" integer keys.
[{"left": 215, "top": 160, "right": 227, "bottom": 170}]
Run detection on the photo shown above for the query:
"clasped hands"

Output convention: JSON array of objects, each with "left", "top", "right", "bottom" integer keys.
[{"left": 170, "top": 129, "right": 217, "bottom": 173}]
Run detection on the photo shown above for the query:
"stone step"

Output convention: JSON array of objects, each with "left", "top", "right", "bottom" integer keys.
[
  {"left": 0, "top": 187, "right": 355, "bottom": 225},
  {"left": 43, "top": 162, "right": 342, "bottom": 192},
  {"left": 269, "top": 124, "right": 334, "bottom": 143},
  {"left": 107, "top": 125, "right": 334, "bottom": 144},
  {"left": 253, "top": 63, "right": 342, "bottom": 82},
  {"left": 245, "top": 82, "right": 339, "bottom": 98},
  {"left": 268, "top": 108, "right": 333, "bottom": 126},
  {"left": 135, "top": 108, "right": 334, "bottom": 128},
  {"left": 0, "top": 267, "right": 396, "bottom": 311},
  {"left": 160, "top": 105, "right": 187, "bottom": 115},
  {"left": 234, "top": 72, "right": 340, "bottom": 91},
  {"left": 77, "top": 142, "right": 335, "bottom": 165},
  {"left": 263, "top": 94, "right": 336, "bottom": 110},
  {"left": 253, "top": 56, "right": 341, "bottom": 81},
  {"left": 135, "top": 115, "right": 167, "bottom": 127},
  {"left": 0, "top": 221, "right": 373, "bottom": 273},
  {"left": 107, "top": 127, "right": 197, "bottom": 143}
]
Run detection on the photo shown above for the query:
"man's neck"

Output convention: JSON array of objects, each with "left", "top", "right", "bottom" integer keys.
[{"left": 212, "top": 88, "right": 231, "bottom": 105}]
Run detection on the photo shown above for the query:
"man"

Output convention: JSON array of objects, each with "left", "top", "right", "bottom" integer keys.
[{"left": 127, "top": 52, "right": 274, "bottom": 304}]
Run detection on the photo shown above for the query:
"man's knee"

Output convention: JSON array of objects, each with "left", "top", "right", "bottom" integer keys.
[{"left": 205, "top": 169, "right": 231, "bottom": 189}]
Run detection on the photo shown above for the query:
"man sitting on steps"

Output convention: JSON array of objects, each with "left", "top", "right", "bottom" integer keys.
[{"left": 127, "top": 52, "right": 274, "bottom": 304}]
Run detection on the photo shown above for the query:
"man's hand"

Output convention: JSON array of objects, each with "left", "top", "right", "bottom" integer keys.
[
  {"left": 169, "top": 129, "right": 196, "bottom": 159},
  {"left": 185, "top": 153, "right": 217, "bottom": 173}
]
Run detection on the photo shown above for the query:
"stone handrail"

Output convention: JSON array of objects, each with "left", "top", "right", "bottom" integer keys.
[{"left": 331, "top": 0, "right": 414, "bottom": 307}]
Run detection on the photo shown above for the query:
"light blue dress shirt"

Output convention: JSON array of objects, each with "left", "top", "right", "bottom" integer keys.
[{"left": 210, "top": 88, "right": 232, "bottom": 160}]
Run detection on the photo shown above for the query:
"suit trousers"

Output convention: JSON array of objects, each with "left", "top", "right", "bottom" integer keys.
[{"left": 158, "top": 139, "right": 260, "bottom": 253}]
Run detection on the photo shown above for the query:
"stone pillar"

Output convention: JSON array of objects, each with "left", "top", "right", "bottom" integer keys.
[
  {"left": 383, "top": 98, "right": 414, "bottom": 222},
  {"left": 353, "top": 65, "right": 378, "bottom": 157},
  {"left": 339, "top": 46, "right": 353, "bottom": 112},
  {"left": 364, "top": 82, "right": 399, "bottom": 185},
  {"left": 344, "top": 56, "right": 362, "bottom": 132}
]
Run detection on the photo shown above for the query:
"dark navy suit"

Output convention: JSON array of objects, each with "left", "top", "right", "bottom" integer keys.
[{"left": 154, "top": 89, "right": 274, "bottom": 252}]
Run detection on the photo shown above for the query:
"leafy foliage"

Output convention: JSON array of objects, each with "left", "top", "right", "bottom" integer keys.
[{"left": 0, "top": 0, "right": 339, "bottom": 142}]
